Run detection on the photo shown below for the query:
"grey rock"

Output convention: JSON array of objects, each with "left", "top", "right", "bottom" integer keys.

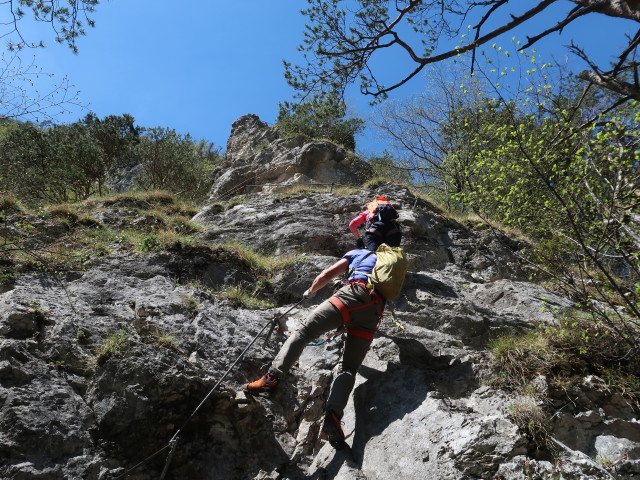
[
  {"left": 0, "top": 115, "right": 636, "bottom": 480},
  {"left": 208, "top": 114, "right": 372, "bottom": 198}
]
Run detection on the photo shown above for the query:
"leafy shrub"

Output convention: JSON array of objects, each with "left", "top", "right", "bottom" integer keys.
[
  {"left": 277, "top": 93, "right": 364, "bottom": 151},
  {"left": 0, "top": 114, "right": 141, "bottom": 205},
  {"left": 139, "top": 234, "right": 160, "bottom": 252},
  {"left": 367, "top": 152, "right": 414, "bottom": 185},
  {"left": 490, "top": 311, "right": 639, "bottom": 396},
  {"left": 134, "top": 127, "right": 219, "bottom": 202}
]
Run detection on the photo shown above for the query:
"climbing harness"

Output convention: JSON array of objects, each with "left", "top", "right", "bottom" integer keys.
[
  {"left": 114, "top": 298, "right": 305, "bottom": 480},
  {"left": 328, "top": 280, "right": 385, "bottom": 341}
]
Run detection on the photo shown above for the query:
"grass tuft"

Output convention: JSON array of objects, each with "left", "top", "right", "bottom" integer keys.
[
  {"left": 363, "top": 177, "right": 389, "bottom": 189},
  {"left": 95, "top": 330, "right": 129, "bottom": 364},
  {"left": 0, "top": 193, "right": 20, "bottom": 212},
  {"left": 509, "top": 396, "right": 553, "bottom": 450},
  {"left": 213, "top": 240, "right": 299, "bottom": 272},
  {"left": 217, "top": 284, "right": 274, "bottom": 309},
  {"left": 490, "top": 311, "right": 640, "bottom": 450}
]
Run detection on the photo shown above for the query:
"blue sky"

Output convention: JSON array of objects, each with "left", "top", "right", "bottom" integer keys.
[{"left": 11, "top": 1, "right": 638, "bottom": 155}]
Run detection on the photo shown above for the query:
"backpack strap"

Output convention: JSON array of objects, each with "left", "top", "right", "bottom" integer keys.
[
  {"left": 347, "top": 250, "right": 374, "bottom": 278},
  {"left": 367, "top": 221, "right": 400, "bottom": 237}
]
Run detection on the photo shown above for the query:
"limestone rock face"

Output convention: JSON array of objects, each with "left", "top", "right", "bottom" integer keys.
[
  {"left": 209, "top": 114, "right": 372, "bottom": 198},
  {"left": 0, "top": 117, "right": 638, "bottom": 480}
]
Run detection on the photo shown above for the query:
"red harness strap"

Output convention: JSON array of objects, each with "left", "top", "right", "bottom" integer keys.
[{"left": 328, "top": 288, "right": 384, "bottom": 342}]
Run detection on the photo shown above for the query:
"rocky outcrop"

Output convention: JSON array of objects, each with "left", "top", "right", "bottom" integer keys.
[
  {"left": 0, "top": 116, "right": 638, "bottom": 480},
  {"left": 208, "top": 114, "right": 373, "bottom": 198}
]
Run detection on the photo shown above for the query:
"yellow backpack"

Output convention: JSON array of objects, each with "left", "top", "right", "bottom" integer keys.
[{"left": 355, "top": 244, "right": 408, "bottom": 300}]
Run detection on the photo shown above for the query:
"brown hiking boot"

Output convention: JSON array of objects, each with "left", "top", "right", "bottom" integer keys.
[
  {"left": 321, "top": 410, "right": 345, "bottom": 445},
  {"left": 246, "top": 373, "right": 279, "bottom": 391}
]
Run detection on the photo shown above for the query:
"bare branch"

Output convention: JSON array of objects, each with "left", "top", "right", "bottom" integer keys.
[
  {"left": 578, "top": 68, "right": 640, "bottom": 100},
  {"left": 521, "top": 3, "right": 600, "bottom": 49}
]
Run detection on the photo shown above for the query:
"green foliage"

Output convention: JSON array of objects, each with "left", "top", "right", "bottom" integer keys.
[
  {"left": 454, "top": 55, "right": 640, "bottom": 332},
  {"left": 277, "top": 93, "right": 364, "bottom": 150},
  {"left": 0, "top": 114, "right": 219, "bottom": 206},
  {"left": 217, "top": 284, "right": 274, "bottom": 309},
  {"left": 491, "top": 312, "right": 640, "bottom": 450},
  {"left": 213, "top": 240, "right": 299, "bottom": 273},
  {"left": 0, "top": 272, "right": 17, "bottom": 287},
  {"left": 6, "top": 0, "right": 99, "bottom": 53},
  {"left": 138, "top": 234, "right": 160, "bottom": 252},
  {"left": 0, "top": 114, "right": 140, "bottom": 205},
  {"left": 134, "top": 127, "right": 219, "bottom": 202},
  {"left": 367, "top": 152, "right": 413, "bottom": 185},
  {"left": 490, "top": 312, "right": 639, "bottom": 394},
  {"left": 95, "top": 329, "right": 129, "bottom": 364},
  {"left": 79, "top": 112, "right": 142, "bottom": 194},
  {"left": 256, "top": 140, "right": 270, "bottom": 151},
  {"left": 375, "top": 47, "right": 640, "bottom": 342},
  {"left": 0, "top": 191, "right": 207, "bottom": 281}
]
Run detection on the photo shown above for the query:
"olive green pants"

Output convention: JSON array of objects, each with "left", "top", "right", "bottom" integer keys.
[{"left": 270, "top": 283, "right": 383, "bottom": 419}]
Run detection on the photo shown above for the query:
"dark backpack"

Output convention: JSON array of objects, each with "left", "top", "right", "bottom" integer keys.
[
  {"left": 375, "top": 204, "right": 399, "bottom": 222},
  {"left": 365, "top": 219, "right": 402, "bottom": 251}
]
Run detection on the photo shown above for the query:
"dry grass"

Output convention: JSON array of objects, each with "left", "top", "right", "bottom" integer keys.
[
  {"left": 216, "top": 284, "right": 274, "bottom": 309},
  {"left": 0, "top": 193, "right": 20, "bottom": 212},
  {"left": 213, "top": 240, "right": 300, "bottom": 273},
  {"left": 490, "top": 312, "right": 640, "bottom": 449},
  {"left": 509, "top": 396, "right": 553, "bottom": 450},
  {"left": 95, "top": 330, "right": 129, "bottom": 365},
  {"left": 45, "top": 203, "right": 80, "bottom": 221}
]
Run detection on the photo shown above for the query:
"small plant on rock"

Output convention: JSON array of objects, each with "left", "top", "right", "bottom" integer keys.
[
  {"left": 151, "top": 329, "right": 181, "bottom": 352},
  {"left": 138, "top": 234, "right": 160, "bottom": 252},
  {"left": 180, "top": 294, "right": 200, "bottom": 313},
  {"left": 218, "top": 284, "right": 273, "bottom": 309},
  {"left": 509, "top": 396, "right": 553, "bottom": 451},
  {"left": 95, "top": 329, "right": 129, "bottom": 364}
]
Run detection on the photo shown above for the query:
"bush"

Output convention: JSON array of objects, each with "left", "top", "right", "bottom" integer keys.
[
  {"left": 0, "top": 114, "right": 141, "bottom": 205},
  {"left": 490, "top": 311, "right": 639, "bottom": 394},
  {"left": 134, "top": 127, "right": 219, "bottom": 202},
  {"left": 367, "top": 151, "right": 414, "bottom": 185},
  {"left": 277, "top": 93, "right": 364, "bottom": 151}
]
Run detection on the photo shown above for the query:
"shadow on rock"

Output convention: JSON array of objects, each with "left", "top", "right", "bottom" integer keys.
[
  {"left": 350, "top": 361, "right": 428, "bottom": 466},
  {"left": 349, "top": 337, "right": 479, "bottom": 466},
  {"left": 403, "top": 272, "right": 458, "bottom": 298}
]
